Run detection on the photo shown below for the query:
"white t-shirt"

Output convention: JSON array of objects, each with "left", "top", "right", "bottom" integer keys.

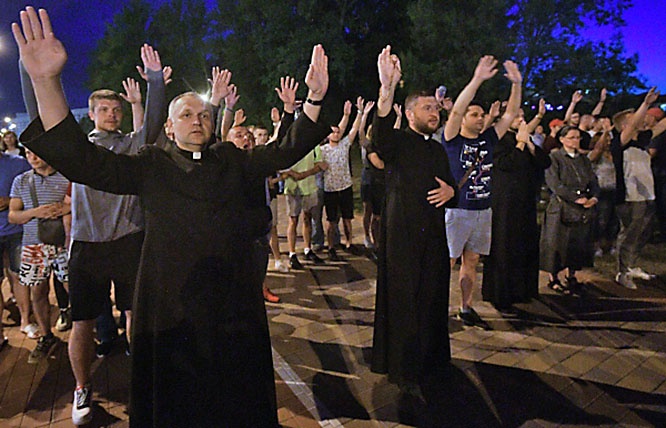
[{"left": 623, "top": 146, "right": 655, "bottom": 202}]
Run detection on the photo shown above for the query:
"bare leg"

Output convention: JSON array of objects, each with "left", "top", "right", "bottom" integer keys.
[
  {"left": 287, "top": 216, "right": 299, "bottom": 253},
  {"left": 459, "top": 250, "right": 480, "bottom": 310},
  {"left": 342, "top": 218, "right": 353, "bottom": 248},
  {"left": 269, "top": 225, "right": 281, "bottom": 260},
  {"left": 302, "top": 212, "right": 313, "bottom": 250},
  {"left": 12, "top": 272, "right": 32, "bottom": 329},
  {"left": 371, "top": 215, "right": 381, "bottom": 247},
  {"left": 31, "top": 280, "right": 52, "bottom": 336},
  {"left": 124, "top": 310, "right": 132, "bottom": 344},
  {"left": 362, "top": 201, "right": 372, "bottom": 243},
  {"left": 68, "top": 320, "right": 95, "bottom": 387},
  {"left": 326, "top": 220, "right": 337, "bottom": 250}
]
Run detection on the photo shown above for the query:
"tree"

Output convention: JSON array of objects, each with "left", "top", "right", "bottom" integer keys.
[{"left": 87, "top": 0, "right": 153, "bottom": 132}]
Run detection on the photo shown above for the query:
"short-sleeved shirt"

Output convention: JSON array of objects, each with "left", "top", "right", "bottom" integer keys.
[
  {"left": 284, "top": 146, "right": 322, "bottom": 196},
  {"left": 611, "top": 130, "right": 654, "bottom": 203},
  {"left": 444, "top": 127, "right": 499, "bottom": 210},
  {"left": 10, "top": 170, "right": 70, "bottom": 246},
  {"left": 320, "top": 136, "right": 353, "bottom": 192},
  {"left": 1, "top": 154, "right": 31, "bottom": 236}
]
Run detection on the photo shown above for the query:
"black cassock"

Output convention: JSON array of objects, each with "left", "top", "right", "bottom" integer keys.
[
  {"left": 370, "top": 111, "right": 456, "bottom": 386},
  {"left": 482, "top": 131, "right": 551, "bottom": 309},
  {"left": 22, "top": 113, "right": 329, "bottom": 428}
]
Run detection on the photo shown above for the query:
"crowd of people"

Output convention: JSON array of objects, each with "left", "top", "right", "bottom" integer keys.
[{"left": 1, "top": 6, "right": 665, "bottom": 426}]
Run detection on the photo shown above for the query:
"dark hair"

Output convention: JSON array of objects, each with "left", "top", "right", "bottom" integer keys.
[
  {"left": 405, "top": 90, "right": 435, "bottom": 111},
  {"left": 557, "top": 125, "right": 580, "bottom": 140}
]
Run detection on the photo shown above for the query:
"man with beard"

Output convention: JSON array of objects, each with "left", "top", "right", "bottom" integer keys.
[{"left": 370, "top": 45, "right": 457, "bottom": 399}]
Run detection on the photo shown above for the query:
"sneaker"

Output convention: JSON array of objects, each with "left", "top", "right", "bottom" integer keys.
[
  {"left": 28, "top": 335, "right": 58, "bottom": 364},
  {"left": 274, "top": 259, "right": 289, "bottom": 273},
  {"left": 616, "top": 272, "right": 638, "bottom": 290},
  {"left": 364, "top": 237, "right": 375, "bottom": 249},
  {"left": 594, "top": 248, "right": 603, "bottom": 258},
  {"left": 72, "top": 384, "right": 93, "bottom": 425},
  {"left": 626, "top": 267, "right": 656, "bottom": 280},
  {"left": 328, "top": 248, "right": 341, "bottom": 262},
  {"left": 55, "top": 308, "right": 72, "bottom": 332},
  {"left": 95, "top": 341, "right": 114, "bottom": 358},
  {"left": 289, "top": 254, "right": 303, "bottom": 270},
  {"left": 457, "top": 308, "right": 490, "bottom": 329},
  {"left": 305, "top": 250, "right": 325, "bottom": 264},
  {"left": 20, "top": 323, "right": 41, "bottom": 339}
]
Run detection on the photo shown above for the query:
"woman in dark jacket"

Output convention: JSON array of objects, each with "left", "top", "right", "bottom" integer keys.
[{"left": 540, "top": 126, "right": 600, "bottom": 295}]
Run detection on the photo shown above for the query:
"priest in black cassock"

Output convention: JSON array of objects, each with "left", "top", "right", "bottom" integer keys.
[
  {"left": 13, "top": 9, "right": 331, "bottom": 427},
  {"left": 370, "top": 46, "right": 457, "bottom": 397}
]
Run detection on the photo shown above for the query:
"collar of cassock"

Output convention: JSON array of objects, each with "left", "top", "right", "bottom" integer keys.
[
  {"left": 171, "top": 141, "right": 207, "bottom": 161},
  {"left": 88, "top": 129, "right": 123, "bottom": 141},
  {"left": 406, "top": 127, "right": 432, "bottom": 141}
]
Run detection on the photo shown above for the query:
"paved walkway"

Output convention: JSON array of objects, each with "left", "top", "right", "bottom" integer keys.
[{"left": 1, "top": 195, "right": 666, "bottom": 427}]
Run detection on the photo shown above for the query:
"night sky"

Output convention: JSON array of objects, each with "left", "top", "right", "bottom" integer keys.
[{"left": 1, "top": 0, "right": 665, "bottom": 118}]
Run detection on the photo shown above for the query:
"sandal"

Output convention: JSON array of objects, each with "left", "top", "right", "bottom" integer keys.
[
  {"left": 20, "top": 323, "right": 41, "bottom": 340},
  {"left": 548, "top": 279, "right": 571, "bottom": 295}
]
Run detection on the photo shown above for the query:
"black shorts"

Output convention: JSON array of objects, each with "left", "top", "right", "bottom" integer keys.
[
  {"left": 68, "top": 231, "right": 144, "bottom": 321},
  {"left": 324, "top": 186, "right": 354, "bottom": 222}
]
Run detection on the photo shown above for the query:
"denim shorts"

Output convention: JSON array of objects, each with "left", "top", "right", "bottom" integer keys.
[{"left": 445, "top": 208, "right": 492, "bottom": 258}]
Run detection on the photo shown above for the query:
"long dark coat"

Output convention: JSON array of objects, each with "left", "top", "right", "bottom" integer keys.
[
  {"left": 22, "top": 113, "right": 329, "bottom": 428},
  {"left": 370, "top": 110, "right": 457, "bottom": 386},
  {"left": 540, "top": 148, "right": 600, "bottom": 273},
  {"left": 482, "top": 132, "right": 551, "bottom": 309}
]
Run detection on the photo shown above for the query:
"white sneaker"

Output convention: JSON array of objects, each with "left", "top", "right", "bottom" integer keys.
[
  {"left": 616, "top": 273, "right": 638, "bottom": 290},
  {"left": 364, "top": 237, "right": 375, "bottom": 249},
  {"left": 274, "top": 259, "right": 289, "bottom": 273},
  {"left": 626, "top": 267, "right": 656, "bottom": 280},
  {"left": 20, "top": 323, "right": 40, "bottom": 340},
  {"left": 72, "top": 384, "right": 93, "bottom": 425}
]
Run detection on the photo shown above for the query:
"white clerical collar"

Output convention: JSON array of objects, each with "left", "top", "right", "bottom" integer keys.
[{"left": 192, "top": 152, "right": 202, "bottom": 160}]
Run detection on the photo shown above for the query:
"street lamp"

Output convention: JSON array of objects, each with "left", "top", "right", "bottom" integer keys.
[{"left": 3, "top": 117, "right": 11, "bottom": 124}]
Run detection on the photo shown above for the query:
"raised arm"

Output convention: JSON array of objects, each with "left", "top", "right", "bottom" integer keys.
[
  {"left": 525, "top": 98, "right": 546, "bottom": 134},
  {"left": 12, "top": 7, "right": 69, "bottom": 130},
  {"left": 120, "top": 77, "right": 144, "bottom": 132},
  {"left": 652, "top": 117, "right": 666, "bottom": 139},
  {"left": 622, "top": 87, "right": 659, "bottom": 145},
  {"left": 376, "top": 45, "right": 401, "bottom": 118},
  {"left": 355, "top": 99, "right": 375, "bottom": 147},
  {"left": 492, "top": 60, "right": 523, "bottom": 139},
  {"left": 482, "top": 100, "right": 501, "bottom": 133},
  {"left": 134, "top": 44, "right": 167, "bottom": 146},
  {"left": 444, "top": 55, "right": 498, "bottom": 141},
  {"left": 591, "top": 88, "right": 607, "bottom": 117},
  {"left": 219, "top": 84, "right": 238, "bottom": 141},
  {"left": 392, "top": 103, "right": 402, "bottom": 129},
  {"left": 564, "top": 90, "right": 582, "bottom": 124},
  {"left": 302, "top": 44, "right": 328, "bottom": 124}
]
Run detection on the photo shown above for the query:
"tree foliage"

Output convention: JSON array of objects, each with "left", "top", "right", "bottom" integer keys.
[{"left": 88, "top": 0, "right": 645, "bottom": 128}]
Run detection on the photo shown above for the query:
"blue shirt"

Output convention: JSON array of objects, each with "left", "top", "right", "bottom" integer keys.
[
  {"left": 444, "top": 127, "right": 498, "bottom": 210},
  {"left": 0, "top": 154, "right": 31, "bottom": 236}
]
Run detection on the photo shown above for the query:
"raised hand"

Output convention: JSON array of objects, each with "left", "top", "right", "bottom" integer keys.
[
  {"left": 426, "top": 177, "right": 455, "bottom": 208},
  {"left": 538, "top": 98, "right": 546, "bottom": 116},
  {"left": 599, "top": 87, "right": 607, "bottom": 102},
  {"left": 275, "top": 76, "right": 299, "bottom": 112},
  {"left": 163, "top": 66, "right": 173, "bottom": 86},
  {"left": 516, "top": 119, "right": 529, "bottom": 143},
  {"left": 571, "top": 90, "right": 583, "bottom": 104},
  {"left": 270, "top": 107, "right": 280, "bottom": 124},
  {"left": 356, "top": 96, "right": 365, "bottom": 112},
  {"left": 120, "top": 78, "right": 142, "bottom": 105},
  {"left": 343, "top": 100, "right": 352, "bottom": 116},
  {"left": 304, "top": 44, "right": 328, "bottom": 101},
  {"left": 12, "top": 7, "right": 67, "bottom": 80},
  {"left": 644, "top": 87, "right": 660, "bottom": 105},
  {"left": 233, "top": 109, "right": 246, "bottom": 127},
  {"left": 209, "top": 66, "right": 232, "bottom": 106},
  {"left": 503, "top": 60, "right": 522, "bottom": 84},
  {"left": 140, "top": 44, "right": 162, "bottom": 73},
  {"left": 488, "top": 100, "right": 501, "bottom": 119},
  {"left": 225, "top": 85, "right": 239, "bottom": 110},
  {"left": 393, "top": 103, "right": 402, "bottom": 116},
  {"left": 364, "top": 100, "right": 376, "bottom": 115},
  {"left": 473, "top": 55, "right": 498, "bottom": 82},
  {"left": 377, "top": 45, "right": 401, "bottom": 89}
]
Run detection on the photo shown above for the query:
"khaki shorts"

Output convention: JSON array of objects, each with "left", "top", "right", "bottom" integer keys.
[
  {"left": 286, "top": 192, "right": 319, "bottom": 217},
  {"left": 445, "top": 208, "right": 492, "bottom": 258}
]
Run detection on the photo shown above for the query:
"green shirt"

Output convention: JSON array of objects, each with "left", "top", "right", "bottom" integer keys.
[{"left": 284, "top": 146, "right": 321, "bottom": 196}]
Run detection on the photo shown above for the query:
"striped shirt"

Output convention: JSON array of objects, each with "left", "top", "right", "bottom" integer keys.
[{"left": 10, "top": 170, "right": 70, "bottom": 246}]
